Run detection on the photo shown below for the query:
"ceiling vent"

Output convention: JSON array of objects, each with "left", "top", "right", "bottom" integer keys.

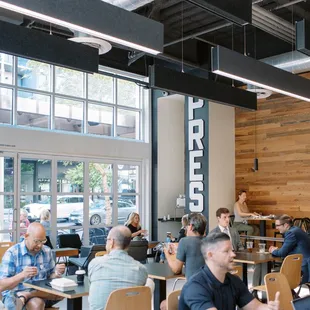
[
  {"left": 68, "top": 37, "right": 112, "bottom": 55},
  {"left": 247, "top": 85, "right": 272, "bottom": 99}
]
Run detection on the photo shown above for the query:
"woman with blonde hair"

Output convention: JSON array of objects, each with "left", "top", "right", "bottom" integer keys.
[
  {"left": 125, "top": 212, "right": 147, "bottom": 239},
  {"left": 40, "top": 209, "right": 51, "bottom": 236}
]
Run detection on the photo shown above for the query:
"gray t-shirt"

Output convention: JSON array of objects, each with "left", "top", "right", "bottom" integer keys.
[{"left": 176, "top": 236, "right": 205, "bottom": 279}]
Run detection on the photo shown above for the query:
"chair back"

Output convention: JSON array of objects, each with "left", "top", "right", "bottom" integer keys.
[
  {"left": 265, "top": 273, "right": 293, "bottom": 310},
  {"left": 167, "top": 289, "right": 181, "bottom": 310},
  {"left": 104, "top": 286, "right": 151, "bottom": 310},
  {"left": 84, "top": 244, "right": 106, "bottom": 268},
  {"left": 45, "top": 236, "right": 53, "bottom": 249},
  {"left": 0, "top": 242, "right": 14, "bottom": 262},
  {"left": 280, "top": 254, "right": 302, "bottom": 290},
  {"left": 127, "top": 240, "right": 148, "bottom": 264},
  {"left": 95, "top": 251, "right": 107, "bottom": 257},
  {"left": 58, "top": 234, "right": 82, "bottom": 250},
  {"left": 230, "top": 265, "right": 242, "bottom": 280}
]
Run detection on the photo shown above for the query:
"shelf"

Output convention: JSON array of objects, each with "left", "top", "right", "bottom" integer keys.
[{"left": 158, "top": 217, "right": 182, "bottom": 222}]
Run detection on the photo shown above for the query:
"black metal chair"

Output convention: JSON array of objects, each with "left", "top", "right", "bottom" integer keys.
[
  {"left": 68, "top": 244, "right": 106, "bottom": 274},
  {"left": 45, "top": 236, "right": 53, "bottom": 249},
  {"left": 58, "top": 233, "right": 82, "bottom": 251},
  {"left": 127, "top": 240, "right": 148, "bottom": 264}
]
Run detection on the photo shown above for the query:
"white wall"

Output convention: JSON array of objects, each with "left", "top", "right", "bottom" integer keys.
[
  {"left": 0, "top": 126, "right": 150, "bottom": 160},
  {"left": 0, "top": 125, "right": 152, "bottom": 234},
  {"left": 157, "top": 95, "right": 185, "bottom": 241},
  {"left": 208, "top": 102, "right": 235, "bottom": 230}
]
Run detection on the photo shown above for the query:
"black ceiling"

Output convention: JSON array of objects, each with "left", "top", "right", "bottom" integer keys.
[
  {"left": 99, "top": 0, "right": 310, "bottom": 78},
  {"left": 1, "top": 0, "right": 310, "bottom": 79}
]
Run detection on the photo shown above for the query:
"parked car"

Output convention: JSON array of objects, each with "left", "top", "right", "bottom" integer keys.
[
  {"left": 24, "top": 195, "right": 94, "bottom": 220},
  {"left": 69, "top": 200, "right": 136, "bottom": 225}
]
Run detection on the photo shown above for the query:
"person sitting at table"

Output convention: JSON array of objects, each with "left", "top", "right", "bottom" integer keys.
[
  {"left": 88, "top": 225, "right": 149, "bottom": 310},
  {"left": 0, "top": 222, "right": 66, "bottom": 310},
  {"left": 40, "top": 209, "right": 51, "bottom": 237},
  {"left": 159, "top": 214, "right": 189, "bottom": 263},
  {"left": 269, "top": 214, "right": 310, "bottom": 284},
  {"left": 168, "top": 214, "right": 189, "bottom": 242},
  {"left": 125, "top": 212, "right": 148, "bottom": 240},
  {"left": 210, "top": 208, "right": 244, "bottom": 251},
  {"left": 179, "top": 232, "right": 280, "bottom": 310},
  {"left": 233, "top": 190, "right": 260, "bottom": 236},
  {"left": 164, "top": 213, "right": 207, "bottom": 279}
]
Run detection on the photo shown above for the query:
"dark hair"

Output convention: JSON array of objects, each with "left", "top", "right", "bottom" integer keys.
[
  {"left": 216, "top": 208, "right": 230, "bottom": 218},
  {"left": 201, "top": 232, "right": 230, "bottom": 257},
  {"left": 188, "top": 213, "right": 207, "bottom": 236},
  {"left": 276, "top": 214, "right": 293, "bottom": 226},
  {"left": 238, "top": 190, "right": 246, "bottom": 196}
]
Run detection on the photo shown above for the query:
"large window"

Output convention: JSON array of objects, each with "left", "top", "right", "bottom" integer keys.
[
  {"left": 0, "top": 154, "right": 142, "bottom": 246},
  {"left": 0, "top": 53, "right": 148, "bottom": 141}
]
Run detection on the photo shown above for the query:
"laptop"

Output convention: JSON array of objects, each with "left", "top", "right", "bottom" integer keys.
[{"left": 291, "top": 295, "right": 310, "bottom": 310}]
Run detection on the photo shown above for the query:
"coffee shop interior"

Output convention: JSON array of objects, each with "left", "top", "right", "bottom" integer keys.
[{"left": 1, "top": 0, "right": 310, "bottom": 309}]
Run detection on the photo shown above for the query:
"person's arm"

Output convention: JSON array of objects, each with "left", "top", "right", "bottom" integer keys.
[
  {"left": 44, "top": 249, "right": 65, "bottom": 279},
  {"left": 243, "top": 292, "right": 280, "bottom": 310},
  {"left": 0, "top": 251, "right": 38, "bottom": 292},
  {"left": 234, "top": 203, "right": 256, "bottom": 218},
  {"left": 270, "top": 231, "right": 296, "bottom": 257},
  {"left": 131, "top": 229, "right": 147, "bottom": 238},
  {"left": 164, "top": 246, "right": 183, "bottom": 274}
]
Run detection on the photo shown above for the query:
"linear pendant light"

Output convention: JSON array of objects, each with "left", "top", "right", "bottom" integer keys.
[
  {"left": 0, "top": 0, "right": 163, "bottom": 55},
  {"left": 212, "top": 45, "right": 310, "bottom": 102}
]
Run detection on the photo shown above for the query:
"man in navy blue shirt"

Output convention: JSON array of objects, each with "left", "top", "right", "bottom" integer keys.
[
  {"left": 269, "top": 214, "right": 310, "bottom": 283},
  {"left": 179, "top": 232, "right": 280, "bottom": 310}
]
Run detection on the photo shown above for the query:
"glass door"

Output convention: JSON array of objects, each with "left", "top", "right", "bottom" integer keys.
[{"left": 0, "top": 152, "right": 17, "bottom": 242}]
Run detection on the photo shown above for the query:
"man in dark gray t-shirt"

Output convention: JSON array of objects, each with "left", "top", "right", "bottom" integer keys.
[{"left": 164, "top": 213, "right": 206, "bottom": 279}]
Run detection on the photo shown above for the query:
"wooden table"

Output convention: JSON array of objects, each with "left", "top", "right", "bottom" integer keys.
[
  {"left": 148, "top": 241, "right": 159, "bottom": 249},
  {"left": 24, "top": 275, "right": 89, "bottom": 310},
  {"left": 145, "top": 262, "right": 183, "bottom": 310},
  {"left": 234, "top": 251, "right": 281, "bottom": 287},
  {"left": 246, "top": 217, "right": 274, "bottom": 237},
  {"left": 52, "top": 248, "right": 79, "bottom": 258}
]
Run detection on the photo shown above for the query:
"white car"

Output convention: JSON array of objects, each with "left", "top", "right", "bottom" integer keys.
[{"left": 24, "top": 195, "right": 94, "bottom": 220}]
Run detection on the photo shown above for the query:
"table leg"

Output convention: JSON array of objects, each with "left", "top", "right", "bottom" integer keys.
[
  {"left": 153, "top": 279, "right": 166, "bottom": 310},
  {"left": 242, "top": 263, "right": 248, "bottom": 287},
  {"left": 260, "top": 221, "right": 266, "bottom": 237},
  {"left": 67, "top": 297, "right": 82, "bottom": 310}
]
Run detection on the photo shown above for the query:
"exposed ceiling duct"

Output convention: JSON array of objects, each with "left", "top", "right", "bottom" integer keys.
[
  {"left": 262, "top": 51, "right": 310, "bottom": 74},
  {"left": 101, "top": 0, "right": 153, "bottom": 11},
  {"left": 252, "top": 4, "right": 295, "bottom": 44}
]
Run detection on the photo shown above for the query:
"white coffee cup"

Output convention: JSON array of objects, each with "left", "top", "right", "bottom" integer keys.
[{"left": 259, "top": 243, "right": 266, "bottom": 253}]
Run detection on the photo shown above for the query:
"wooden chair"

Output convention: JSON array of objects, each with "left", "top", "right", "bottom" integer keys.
[
  {"left": 95, "top": 251, "right": 107, "bottom": 257},
  {"left": 104, "top": 286, "right": 151, "bottom": 310},
  {"left": 167, "top": 289, "right": 181, "bottom": 310},
  {"left": 264, "top": 273, "right": 293, "bottom": 310},
  {"left": 0, "top": 242, "right": 14, "bottom": 262},
  {"left": 230, "top": 264, "right": 243, "bottom": 280},
  {"left": 252, "top": 254, "right": 302, "bottom": 296}
]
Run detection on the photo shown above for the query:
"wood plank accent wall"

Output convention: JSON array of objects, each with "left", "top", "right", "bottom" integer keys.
[{"left": 235, "top": 74, "right": 310, "bottom": 224}]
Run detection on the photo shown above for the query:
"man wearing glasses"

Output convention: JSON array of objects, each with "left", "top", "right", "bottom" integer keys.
[
  {"left": 269, "top": 214, "right": 310, "bottom": 284},
  {"left": 0, "top": 222, "right": 66, "bottom": 310}
]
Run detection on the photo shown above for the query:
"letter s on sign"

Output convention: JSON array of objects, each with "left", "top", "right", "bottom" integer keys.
[{"left": 189, "top": 182, "right": 204, "bottom": 212}]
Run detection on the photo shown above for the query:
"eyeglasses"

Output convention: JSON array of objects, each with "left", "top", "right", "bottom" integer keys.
[
  {"left": 275, "top": 223, "right": 284, "bottom": 228},
  {"left": 32, "top": 238, "right": 47, "bottom": 245}
]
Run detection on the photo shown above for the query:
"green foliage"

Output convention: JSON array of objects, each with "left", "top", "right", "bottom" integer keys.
[{"left": 64, "top": 163, "right": 112, "bottom": 193}]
